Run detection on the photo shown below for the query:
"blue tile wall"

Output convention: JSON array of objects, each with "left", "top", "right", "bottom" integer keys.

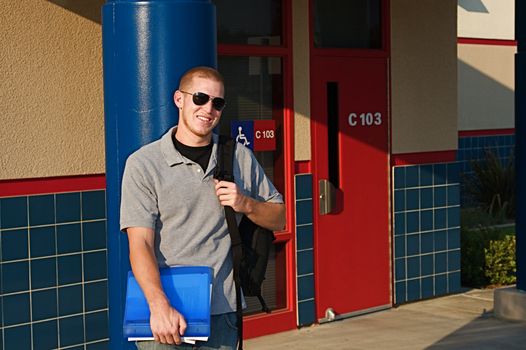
[
  {"left": 2, "top": 228, "right": 28, "bottom": 261},
  {"left": 393, "top": 163, "right": 461, "bottom": 304},
  {"left": 297, "top": 299, "right": 316, "bottom": 327},
  {"left": 59, "top": 315, "right": 85, "bottom": 347},
  {"left": 29, "top": 195, "right": 55, "bottom": 226},
  {"left": 295, "top": 174, "right": 315, "bottom": 326},
  {"left": 87, "top": 341, "right": 110, "bottom": 350},
  {"left": 4, "top": 325, "right": 31, "bottom": 350},
  {"left": 457, "top": 133, "right": 515, "bottom": 205},
  {"left": 0, "top": 190, "right": 108, "bottom": 349},
  {"left": 33, "top": 320, "right": 58, "bottom": 350},
  {"left": 31, "top": 258, "right": 57, "bottom": 290},
  {"left": 59, "top": 285, "right": 84, "bottom": 316},
  {"left": 56, "top": 192, "right": 81, "bottom": 223}
]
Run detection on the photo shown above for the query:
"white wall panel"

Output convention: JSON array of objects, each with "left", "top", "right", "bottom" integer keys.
[
  {"left": 458, "top": 44, "right": 516, "bottom": 130},
  {"left": 458, "top": 0, "right": 514, "bottom": 40},
  {"left": 391, "top": 0, "right": 458, "bottom": 154}
]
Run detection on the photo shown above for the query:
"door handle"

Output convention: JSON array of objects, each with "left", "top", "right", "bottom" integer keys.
[{"left": 319, "top": 179, "right": 337, "bottom": 215}]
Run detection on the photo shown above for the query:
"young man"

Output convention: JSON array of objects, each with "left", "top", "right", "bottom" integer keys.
[{"left": 120, "top": 66, "right": 285, "bottom": 349}]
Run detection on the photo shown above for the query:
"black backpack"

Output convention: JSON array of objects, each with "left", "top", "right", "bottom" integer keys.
[{"left": 214, "top": 135, "right": 275, "bottom": 350}]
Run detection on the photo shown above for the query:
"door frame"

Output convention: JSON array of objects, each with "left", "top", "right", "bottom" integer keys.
[
  {"left": 217, "top": 0, "right": 298, "bottom": 338},
  {"left": 308, "top": 0, "right": 393, "bottom": 321}
]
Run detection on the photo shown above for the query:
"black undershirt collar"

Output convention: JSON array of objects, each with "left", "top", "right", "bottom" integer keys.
[{"left": 172, "top": 133, "right": 213, "bottom": 172}]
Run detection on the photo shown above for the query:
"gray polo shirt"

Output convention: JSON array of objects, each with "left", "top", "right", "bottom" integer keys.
[{"left": 120, "top": 126, "right": 283, "bottom": 314}]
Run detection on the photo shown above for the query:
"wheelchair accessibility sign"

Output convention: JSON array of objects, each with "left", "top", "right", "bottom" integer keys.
[{"left": 230, "top": 120, "right": 276, "bottom": 151}]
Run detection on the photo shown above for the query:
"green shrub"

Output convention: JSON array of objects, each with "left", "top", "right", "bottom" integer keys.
[
  {"left": 461, "top": 227, "right": 486, "bottom": 287},
  {"left": 485, "top": 235, "right": 516, "bottom": 286},
  {"left": 461, "top": 207, "right": 502, "bottom": 229},
  {"left": 464, "top": 149, "right": 515, "bottom": 222},
  {"left": 461, "top": 226, "right": 515, "bottom": 287}
]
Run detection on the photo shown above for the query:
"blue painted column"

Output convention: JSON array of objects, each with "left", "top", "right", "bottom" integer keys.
[
  {"left": 516, "top": 0, "right": 525, "bottom": 291},
  {"left": 102, "top": 1, "right": 217, "bottom": 348}
]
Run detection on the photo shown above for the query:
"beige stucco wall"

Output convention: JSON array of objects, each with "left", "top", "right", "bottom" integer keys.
[
  {"left": 458, "top": 0, "right": 514, "bottom": 40},
  {"left": 458, "top": 44, "right": 515, "bottom": 131},
  {"left": 292, "top": 0, "right": 311, "bottom": 161},
  {"left": 391, "top": 0, "right": 458, "bottom": 154},
  {"left": 0, "top": 1, "right": 105, "bottom": 181}
]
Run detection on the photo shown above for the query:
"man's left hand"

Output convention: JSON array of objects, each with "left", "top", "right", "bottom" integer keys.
[
  {"left": 214, "top": 180, "right": 252, "bottom": 214},
  {"left": 214, "top": 179, "right": 285, "bottom": 231}
]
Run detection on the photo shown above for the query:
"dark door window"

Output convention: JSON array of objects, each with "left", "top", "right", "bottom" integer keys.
[
  {"left": 213, "top": 0, "right": 283, "bottom": 45},
  {"left": 218, "top": 56, "right": 284, "bottom": 190},
  {"left": 313, "top": 0, "right": 382, "bottom": 49}
]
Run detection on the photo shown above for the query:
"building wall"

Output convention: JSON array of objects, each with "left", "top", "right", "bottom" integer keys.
[
  {"left": 458, "top": 0, "right": 515, "bottom": 40},
  {"left": 0, "top": 2, "right": 108, "bottom": 349},
  {"left": 0, "top": 0, "right": 470, "bottom": 339},
  {"left": 0, "top": 1, "right": 105, "bottom": 180},
  {"left": 390, "top": 1, "right": 461, "bottom": 304},
  {"left": 294, "top": 174, "right": 315, "bottom": 325},
  {"left": 458, "top": 44, "right": 515, "bottom": 131},
  {"left": 457, "top": 0, "right": 515, "bottom": 132},
  {"left": 0, "top": 182, "right": 109, "bottom": 349},
  {"left": 456, "top": 1, "right": 515, "bottom": 205},
  {"left": 391, "top": 0, "right": 458, "bottom": 154},
  {"left": 393, "top": 163, "right": 461, "bottom": 303},
  {"left": 292, "top": 0, "right": 311, "bottom": 162}
]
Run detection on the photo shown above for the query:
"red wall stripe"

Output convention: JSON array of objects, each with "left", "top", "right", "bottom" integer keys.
[
  {"left": 0, "top": 174, "right": 106, "bottom": 197},
  {"left": 392, "top": 150, "right": 457, "bottom": 166},
  {"left": 294, "top": 161, "right": 311, "bottom": 174},
  {"left": 458, "top": 38, "right": 517, "bottom": 46},
  {"left": 459, "top": 128, "right": 515, "bottom": 137}
]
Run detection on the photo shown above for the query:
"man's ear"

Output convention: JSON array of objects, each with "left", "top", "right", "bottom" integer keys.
[{"left": 174, "top": 90, "right": 183, "bottom": 109}]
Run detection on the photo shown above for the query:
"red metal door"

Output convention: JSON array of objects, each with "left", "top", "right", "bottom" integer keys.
[{"left": 311, "top": 56, "right": 391, "bottom": 321}]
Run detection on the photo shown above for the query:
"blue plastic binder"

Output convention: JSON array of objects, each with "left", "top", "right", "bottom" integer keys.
[{"left": 123, "top": 266, "right": 213, "bottom": 339}]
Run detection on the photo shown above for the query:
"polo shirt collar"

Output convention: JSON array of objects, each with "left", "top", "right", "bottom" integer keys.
[{"left": 160, "top": 126, "right": 219, "bottom": 168}]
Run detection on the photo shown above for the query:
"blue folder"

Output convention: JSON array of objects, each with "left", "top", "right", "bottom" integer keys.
[{"left": 123, "top": 266, "right": 213, "bottom": 339}]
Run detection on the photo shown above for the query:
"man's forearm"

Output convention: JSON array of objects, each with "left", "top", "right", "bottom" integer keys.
[
  {"left": 244, "top": 199, "right": 285, "bottom": 231},
  {"left": 128, "top": 229, "right": 169, "bottom": 307},
  {"left": 127, "top": 228, "right": 187, "bottom": 344}
]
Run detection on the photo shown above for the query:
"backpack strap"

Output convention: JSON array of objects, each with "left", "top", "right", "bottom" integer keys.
[
  {"left": 215, "top": 135, "right": 244, "bottom": 350},
  {"left": 215, "top": 135, "right": 235, "bottom": 182}
]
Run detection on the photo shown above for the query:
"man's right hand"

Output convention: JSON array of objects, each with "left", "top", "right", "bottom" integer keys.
[{"left": 149, "top": 297, "right": 187, "bottom": 344}]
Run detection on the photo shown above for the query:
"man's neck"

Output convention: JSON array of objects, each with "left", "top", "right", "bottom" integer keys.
[{"left": 173, "top": 127, "right": 212, "bottom": 147}]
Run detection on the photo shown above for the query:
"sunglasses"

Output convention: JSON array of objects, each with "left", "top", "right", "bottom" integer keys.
[{"left": 180, "top": 90, "right": 226, "bottom": 111}]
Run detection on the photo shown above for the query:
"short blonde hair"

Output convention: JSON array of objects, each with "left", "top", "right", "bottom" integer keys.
[{"left": 179, "top": 66, "right": 224, "bottom": 91}]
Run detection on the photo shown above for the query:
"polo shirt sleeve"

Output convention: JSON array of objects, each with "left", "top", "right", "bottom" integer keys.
[
  {"left": 235, "top": 145, "right": 284, "bottom": 204},
  {"left": 120, "top": 154, "right": 159, "bottom": 232}
]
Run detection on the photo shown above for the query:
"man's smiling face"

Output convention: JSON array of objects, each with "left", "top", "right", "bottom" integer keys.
[{"left": 174, "top": 76, "right": 224, "bottom": 146}]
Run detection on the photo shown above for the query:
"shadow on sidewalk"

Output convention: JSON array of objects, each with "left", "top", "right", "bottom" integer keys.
[{"left": 427, "top": 309, "right": 526, "bottom": 350}]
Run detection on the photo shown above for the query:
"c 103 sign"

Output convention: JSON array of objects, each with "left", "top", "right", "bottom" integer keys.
[
  {"left": 348, "top": 112, "right": 383, "bottom": 127},
  {"left": 230, "top": 119, "right": 276, "bottom": 151}
]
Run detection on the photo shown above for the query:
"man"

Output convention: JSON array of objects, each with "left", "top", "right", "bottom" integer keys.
[{"left": 120, "top": 66, "right": 285, "bottom": 349}]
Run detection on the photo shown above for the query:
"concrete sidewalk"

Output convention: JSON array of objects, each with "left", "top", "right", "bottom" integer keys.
[{"left": 245, "top": 288, "right": 526, "bottom": 349}]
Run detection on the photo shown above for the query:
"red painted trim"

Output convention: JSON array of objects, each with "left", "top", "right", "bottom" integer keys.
[
  {"left": 386, "top": 0, "right": 394, "bottom": 307},
  {"left": 244, "top": 309, "right": 297, "bottom": 339},
  {"left": 391, "top": 151, "right": 457, "bottom": 166},
  {"left": 0, "top": 174, "right": 106, "bottom": 197},
  {"left": 270, "top": 0, "right": 298, "bottom": 335},
  {"left": 218, "top": 0, "right": 298, "bottom": 337},
  {"left": 294, "top": 161, "right": 311, "bottom": 174},
  {"left": 244, "top": 229, "right": 297, "bottom": 338},
  {"left": 459, "top": 128, "right": 515, "bottom": 137},
  {"left": 458, "top": 38, "right": 517, "bottom": 46}
]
